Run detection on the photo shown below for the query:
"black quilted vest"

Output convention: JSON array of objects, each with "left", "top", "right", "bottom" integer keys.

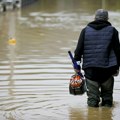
[{"left": 82, "top": 26, "right": 117, "bottom": 69}]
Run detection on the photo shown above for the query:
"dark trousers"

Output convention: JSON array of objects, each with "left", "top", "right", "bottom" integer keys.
[{"left": 86, "top": 76, "right": 114, "bottom": 107}]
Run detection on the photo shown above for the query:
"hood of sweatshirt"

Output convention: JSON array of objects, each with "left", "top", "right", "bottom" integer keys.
[{"left": 87, "top": 20, "right": 111, "bottom": 30}]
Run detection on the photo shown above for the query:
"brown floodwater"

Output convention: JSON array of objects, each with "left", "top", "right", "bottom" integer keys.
[{"left": 0, "top": 0, "right": 120, "bottom": 120}]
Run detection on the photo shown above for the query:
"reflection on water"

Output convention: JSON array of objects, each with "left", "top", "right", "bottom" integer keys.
[
  {"left": 69, "top": 107, "right": 113, "bottom": 120},
  {"left": 0, "top": 0, "right": 120, "bottom": 120}
]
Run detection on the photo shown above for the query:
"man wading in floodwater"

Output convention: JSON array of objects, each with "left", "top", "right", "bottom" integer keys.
[{"left": 74, "top": 9, "right": 120, "bottom": 107}]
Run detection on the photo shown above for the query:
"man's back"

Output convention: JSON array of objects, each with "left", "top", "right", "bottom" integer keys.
[{"left": 83, "top": 25, "right": 117, "bottom": 69}]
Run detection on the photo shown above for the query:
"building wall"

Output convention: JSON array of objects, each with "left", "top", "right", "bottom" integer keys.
[{"left": 21, "top": 0, "right": 38, "bottom": 7}]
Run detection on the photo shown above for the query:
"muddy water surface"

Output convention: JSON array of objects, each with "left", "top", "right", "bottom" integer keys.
[{"left": 0, "top": 0, "right": 120, "bottom": 120}]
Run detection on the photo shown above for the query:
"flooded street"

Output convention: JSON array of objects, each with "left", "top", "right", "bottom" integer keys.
[{"left": 0, "top": 0, "right": 120, "bottom": 120}]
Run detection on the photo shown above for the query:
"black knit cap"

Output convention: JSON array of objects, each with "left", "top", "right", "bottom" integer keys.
[{"left": 95, "top": 9, "right": 109, "bottom": 21}]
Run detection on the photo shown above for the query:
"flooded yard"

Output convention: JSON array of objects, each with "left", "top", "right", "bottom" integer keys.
[{"left": 0, "top": 0, "right": 120, "bottom": 120}]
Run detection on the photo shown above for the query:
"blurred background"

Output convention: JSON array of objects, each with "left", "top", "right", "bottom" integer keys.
[{"left": 0, "top": 0, "right": 120, "bottom": 120}]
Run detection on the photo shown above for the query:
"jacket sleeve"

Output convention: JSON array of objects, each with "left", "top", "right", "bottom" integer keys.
[
  {"left": 112, "top": 28, "right": 120, "bottom": 67},
  {"left": 74, "top": 28, "right": 85, "bottom": 61}
]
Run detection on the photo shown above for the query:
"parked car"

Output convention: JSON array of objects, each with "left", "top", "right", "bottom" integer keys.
[{"left": 0, "top": 0, "right": 21, "bottom": 11}]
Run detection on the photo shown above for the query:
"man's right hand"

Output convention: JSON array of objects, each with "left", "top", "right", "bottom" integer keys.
[{"left": 113, "top": 69, "right": 119, "bottom": 76}]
